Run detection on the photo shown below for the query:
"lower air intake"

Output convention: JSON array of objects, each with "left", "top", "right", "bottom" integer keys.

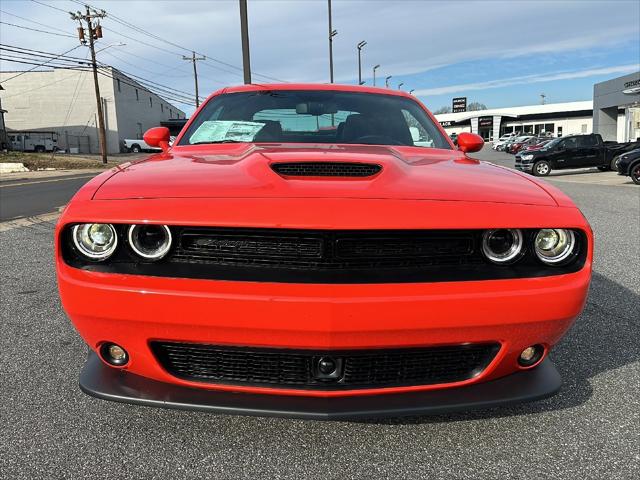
[{"left": 151, "top": 342, "right": 500, "bottom": 390}]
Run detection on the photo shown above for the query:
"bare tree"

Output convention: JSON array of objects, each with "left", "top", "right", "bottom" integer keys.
[
  {"left": 433, "top": 106, "right": 452, "bottom": 114},
  {"left": 467, "top": 102, "right": 488, "bottom": 111}
]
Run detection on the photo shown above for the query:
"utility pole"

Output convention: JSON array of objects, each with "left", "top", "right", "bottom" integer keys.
[
  {"left": 357, "top": 41, "right": 366, "bottom": 85},
  {"left": 385, "top": 75, "right": 392, "bottom": 88},
  {"left": 540, "top": 93, "right": 546, "bottom": 105},
  {"left": 372, "top": 64, "right": 380, "bottom": 86},
  {"left": 71, "top": 7, "right": 108, "bottom": 164},
  {"left": 328, "top": 0, "right": 337, "bottom": 83},
  {"left": 239, "top": 0, "right": 252, "bottom": 84},
  {"left": 183, "top": 51, "right": 206, "bottom": 107}
]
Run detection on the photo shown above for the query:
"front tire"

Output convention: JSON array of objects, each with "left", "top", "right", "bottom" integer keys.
[
  {"left": 611, "top": 155, "right": 621, "bottom": 171},
  {"left": 631, "top": 163, "right": 640, "bottom": 185},
  {"left": 130, "top": 144, "right": 141, "bottom": 153},
  {"left": 532, "top": 160, "right": 551, "bottom": 176}
]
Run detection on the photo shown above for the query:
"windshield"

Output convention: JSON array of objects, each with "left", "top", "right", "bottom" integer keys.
[
  {"left": 178, "top": 90, "right": 451, "bottom": 149},
  {"left": 543, "top": 138, "right": 563, "bottom": 148}
]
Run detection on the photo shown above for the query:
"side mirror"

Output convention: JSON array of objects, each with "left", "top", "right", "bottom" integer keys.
[
  {"left": 143, "top": 127, "right": 171, "bottom": 152},
  {"left": 456, "top": 132, "right": 484, "bottom": 153}
]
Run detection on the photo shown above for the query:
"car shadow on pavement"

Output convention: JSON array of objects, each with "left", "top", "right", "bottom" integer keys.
[{"left": 363, "top": 271, "right": 639, "bottom": 425}]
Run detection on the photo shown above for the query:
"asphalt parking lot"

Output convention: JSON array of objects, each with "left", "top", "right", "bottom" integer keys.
[{"left": 1, "top": 147, "right": 638, "bottom": 479}]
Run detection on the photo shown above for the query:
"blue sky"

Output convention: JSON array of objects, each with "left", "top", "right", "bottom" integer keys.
[{"left": 1, "top": 0, "right": 639, "bottom": 115}]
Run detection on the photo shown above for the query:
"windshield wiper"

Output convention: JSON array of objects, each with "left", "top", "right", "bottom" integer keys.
[{"left": 190, "top": 140, "right": 247, "bottom": 145}]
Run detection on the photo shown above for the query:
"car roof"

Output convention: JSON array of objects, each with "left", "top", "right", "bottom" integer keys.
[{"left": 216, "top": 83, "right": 414, "bottom": 99}]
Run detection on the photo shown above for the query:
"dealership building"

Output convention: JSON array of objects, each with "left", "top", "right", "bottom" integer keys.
[
  {"left": 0, "top": 67, "right": 186, "bottom": 154},
  {"left": 435, "top": 71, "right": 639, "bottom": 142}
]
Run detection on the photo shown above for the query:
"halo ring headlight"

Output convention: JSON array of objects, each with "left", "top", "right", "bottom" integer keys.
[
  {"left": 72, "top": 223, "right": 118, "bottom": 260},
  {"left": 482, "top": 229, "right": 523, "bottom": 264},
  {"left": 534, "top": 229, "right": 576, "bottom": 265},
  {"left": 128, "top": 224, "right": 172, "bottom": 260}
]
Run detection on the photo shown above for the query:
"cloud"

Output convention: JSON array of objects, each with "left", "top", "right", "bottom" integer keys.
[
  {"left": 412, "top": 64, "right": 640, "bottom": 96},
  {"left": 1, "top": 0, "right": 639, "bottom": 114}
]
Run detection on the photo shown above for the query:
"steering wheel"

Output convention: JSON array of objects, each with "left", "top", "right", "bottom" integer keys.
[{"left": 354, "top": 135, "right": 405, "bottom": 146}]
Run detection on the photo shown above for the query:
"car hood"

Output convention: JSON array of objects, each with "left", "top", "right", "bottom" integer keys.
[{"left": 94, "top": 144, "right": 556, "bottom": 206}]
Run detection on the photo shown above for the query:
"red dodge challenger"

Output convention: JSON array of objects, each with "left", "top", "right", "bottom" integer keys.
[{"left": 56, "top": 84, "right": 592, "bottom": 419}]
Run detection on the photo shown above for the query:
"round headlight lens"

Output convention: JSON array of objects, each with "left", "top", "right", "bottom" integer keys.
[
  {"left": 72, "top": 223, "right": 118, "bottom": 260},
  {"left": 482, "top": 229, "right": 523, "bottom": 264},
  {"left": 128, "top": 224, "right": 172, "bottom": 260},
  {"left": 534, "top": 228, "right": 576, "bottom": 265}
]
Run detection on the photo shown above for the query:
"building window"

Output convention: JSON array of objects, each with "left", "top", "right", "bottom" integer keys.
[
  {"left": 557, "top": 127, "right": 563, "bottom": 137},
  {"left": 581, "top": 124, "right": 588, "bottom": 133},
  {"left": 149, "top": 97, "right": 153, "bottom": 108},
  {"left": 170, "top": 109, "right": 173, "bottom": 118},
  {"left": 117, "top": 79, "right": 121, "bottom": 92},
  {"left": 544, "top": 123, "right": 554, "bottom": 134},
  {"left": 161, "top": 104, "right": 163, "bottom": 113},
  {"left": 135, "top": 89, "right": 139, "bottom": 101},
  {"left": 137, "top": 123, "right": 143, "bottom": 140}
]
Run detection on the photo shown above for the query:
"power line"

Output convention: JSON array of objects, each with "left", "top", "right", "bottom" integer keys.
[
  {"left": 0, "top": 9, "right": 73, "bottom": 34},
  {"left": 0, "top": 21, "right": 76, "bottom": 38},
  {"left": 0, "top": 45, "right": 84, "bottom": 83},
  {"left": 30, "top": 0, "right": 70, "bottom": 14},
  {"left": 70, "top": 0, "right": 286, "bottom": 83}
]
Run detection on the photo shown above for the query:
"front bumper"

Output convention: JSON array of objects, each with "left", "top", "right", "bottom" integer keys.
[
  {"left": 80, "top": 351, "right": 561, "bottom": 419},
  {"left": 514, "top": 159, "right": 533, "bottom": 172}
]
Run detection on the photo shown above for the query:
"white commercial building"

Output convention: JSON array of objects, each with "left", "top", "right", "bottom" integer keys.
[
  {"left": 434, "top": 100, "right": 629, "bottom": 142},
  {"left": 593, "top": 71, "right": 640, "bottom": 142},
  {"left": 0, "top": 67, "right": 186, "bottom": 154}
]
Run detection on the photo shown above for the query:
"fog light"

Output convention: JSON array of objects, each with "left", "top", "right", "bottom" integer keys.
[
  {"left": 518, "top": 345, "right": 544, "bottom": 367},
  {"left": 100, "top": 343, "right": 129, "bottom": 366}
]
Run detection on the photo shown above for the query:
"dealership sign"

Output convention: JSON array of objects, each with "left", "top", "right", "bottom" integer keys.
[
  {"left": 452, "top": 97, "right": 467, "bottom": 113},
  {"left": 440, "top": 121, "right": 453, "bottom": 127},
  {"left": 478, "top": 116, "right": 493, "bottom": 128},
  {"left": 622, "top": 78, "right": 640, "bottom": 95}
]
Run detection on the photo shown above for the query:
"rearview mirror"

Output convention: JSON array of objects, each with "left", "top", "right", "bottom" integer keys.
[
  {"left": 143, "top": 127, "right": 171, "bottom": 152},
  {"left": 456, "top": 132, "right": 484, "bottom": 153}
]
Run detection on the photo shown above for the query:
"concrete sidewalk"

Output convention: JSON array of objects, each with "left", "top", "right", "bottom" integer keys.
[{"left": 0, "top": 168, "right": 107, "bottom": 183}]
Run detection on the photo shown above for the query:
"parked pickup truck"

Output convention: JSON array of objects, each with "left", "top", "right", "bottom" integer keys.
[
  {"left": 123, "top": 138, "right": 161, "bottom": 153},
  {"left": 515, "top": 133, "right": 640, "bottom": 176}
]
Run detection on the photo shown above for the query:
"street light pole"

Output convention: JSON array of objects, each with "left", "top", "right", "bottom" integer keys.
[
  {"left": 409, "top": 89, "right": 415, "bottom": 95},
  {"left": 357, "top": 40, "right": 366, "bottom": 85},
  {"left": 385, "top": 75, "right": 392, "bottom": 88},
  {"left": 239, "top": 0, "right": 252, "bottom": 84},
  {"left": 398, "top": 82, "right": 404, "bottom": 90},
  {"left": 328, "top": 0, "right": 337, "bottom": 83},
  {"left": 372, "top": 64, "right": 380, "bottom": 86}
]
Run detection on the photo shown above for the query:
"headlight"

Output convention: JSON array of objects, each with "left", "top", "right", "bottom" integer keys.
[
  {"left": 534, "top": 229, "right": 576, "bottom": 265},
  {"left": 482, "top": 229, "right": 523, "bottom": 264},
  {"left": 72, "top": 223, "right": 118, "bottom": 260},
  {"left": 521, "top": 154, "right": 534, "bottom": 161},
  {"left": 128, "top": 224, "right": 172, "bottom": 260}
]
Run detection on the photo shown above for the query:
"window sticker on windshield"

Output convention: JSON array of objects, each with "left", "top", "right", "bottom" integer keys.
[{"left": 189, "top": 120, "right": 265, "bottom": 143}]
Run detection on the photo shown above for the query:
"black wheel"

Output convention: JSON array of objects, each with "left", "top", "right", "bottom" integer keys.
[
  {"left": 532, "top": 160, "right": 551, "bottom": 176},
  {"left": 611, "top": 155, "right": 621, "bottom": 171},
  {"left": 631, "top": 163, "right": 640, "bottom": 185},
  {"left": 597, "top": 165, "right": 609, "bottom": 171},
  {"left": 130, "top": 144, "right": 141, "bottom": 153},
  {"left": 34, "top": 145, "right": 45, "bottom": 153}
]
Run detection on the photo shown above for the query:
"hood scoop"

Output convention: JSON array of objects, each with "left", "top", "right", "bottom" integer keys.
[{"left": 271, "top": 162, "right": 382, "bottom": 178}]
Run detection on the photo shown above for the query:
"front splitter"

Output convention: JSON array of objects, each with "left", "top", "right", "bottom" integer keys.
[{"left": 79, "top": 352, "right": 561, "bottom": 420}]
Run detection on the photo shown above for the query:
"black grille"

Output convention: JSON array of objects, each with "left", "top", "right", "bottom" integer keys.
[
  {"left": 271, "top": 162, "right": 382, "bottom": 177},
  {"left": 151, "top": 342, "right": 500, "bottom": 390},
  {"left": 172, "top": 228, "right": 477, "bottom": 270}
]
